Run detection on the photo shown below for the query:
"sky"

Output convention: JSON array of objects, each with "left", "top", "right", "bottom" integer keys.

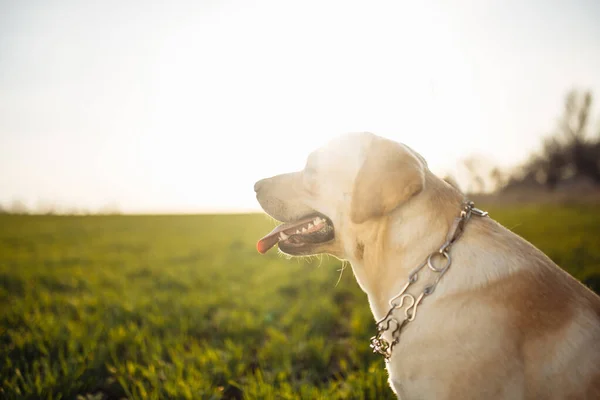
[{"left": 1, "top": 0, "right": 600, "bottom": 213}]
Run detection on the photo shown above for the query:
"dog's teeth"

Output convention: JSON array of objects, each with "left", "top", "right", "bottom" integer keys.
[
  {"left": 279, "top": 232, "right": 289, "bottom": 240},
  {"left": 296, "top": 230, "right": 301, "bottom": 234},
  {"left": 302, "top": 227, "right": 307, "bottom": 233},
  {"left": 308, "top": 223, "right": 314, "bottom": 229}
]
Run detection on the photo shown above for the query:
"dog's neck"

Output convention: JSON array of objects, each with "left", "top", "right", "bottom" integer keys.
[{"left": 347, "top": 174, "right": 464, "bottom": 320}]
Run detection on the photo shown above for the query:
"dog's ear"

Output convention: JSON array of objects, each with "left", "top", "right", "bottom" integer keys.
[{"left": 350, "top": 138, "right": 425, "bottom": 224}]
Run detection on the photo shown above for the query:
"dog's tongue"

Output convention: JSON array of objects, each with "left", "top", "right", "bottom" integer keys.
[
  {"left": 256, "top": 216, "right": 316, "bottom": 254},
  {"left": 256, "top": 227, "right": 281, "bottom": 254}
]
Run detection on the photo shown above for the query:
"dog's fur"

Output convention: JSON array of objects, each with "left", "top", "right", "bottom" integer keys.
[{"left": 254, "top": 132, "right": 600, "bottom": 399}]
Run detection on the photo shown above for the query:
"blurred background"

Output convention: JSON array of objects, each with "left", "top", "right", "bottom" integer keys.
[
  {"left": 2, "top": 0, "right": 600, "bottom": 213},
  {"left": 1, "top": 0, "right": 599, "bottom": 399}
]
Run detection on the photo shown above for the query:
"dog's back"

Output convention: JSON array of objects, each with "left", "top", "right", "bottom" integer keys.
[{"left": 389, "top": 215, "right": 600, "bottom": 400}]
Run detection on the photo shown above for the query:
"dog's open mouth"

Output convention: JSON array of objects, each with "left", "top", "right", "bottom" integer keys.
[{"left": 257, "top": 213, "right": 335, "bottom": 255}]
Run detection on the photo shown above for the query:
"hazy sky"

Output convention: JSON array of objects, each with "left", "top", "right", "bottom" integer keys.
[{"left": 1, "top": 0, "right": 600, "bottom": 213}]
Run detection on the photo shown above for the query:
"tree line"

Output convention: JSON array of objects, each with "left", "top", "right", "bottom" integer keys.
[
  {"left": 507, "top": 89, "right": 600, "bottom": 191},
  {"left": 452, "top": 88, "right": 600, "bottom": 195}
]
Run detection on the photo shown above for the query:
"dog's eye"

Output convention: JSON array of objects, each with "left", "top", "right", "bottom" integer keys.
[{"left": 303, "top": 168, "right": 318, "bottom": 194}]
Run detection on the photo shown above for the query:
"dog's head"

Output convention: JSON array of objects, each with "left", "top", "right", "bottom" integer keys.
[{"left": 254, "top": 132, "right": 428, "bottom": 258}]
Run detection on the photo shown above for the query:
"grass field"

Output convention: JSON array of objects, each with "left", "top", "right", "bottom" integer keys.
[{"left": 1, "top": 205, "right": 599, "bottom": 399}]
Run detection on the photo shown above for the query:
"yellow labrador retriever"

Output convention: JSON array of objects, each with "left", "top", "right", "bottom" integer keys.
[{"left": 254, "top": 132, "right": 600, "bottom": 399}]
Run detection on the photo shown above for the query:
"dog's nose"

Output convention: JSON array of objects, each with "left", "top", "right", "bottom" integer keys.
[{"left": 254, "top": 179, "right": 267, "bottom": 193}]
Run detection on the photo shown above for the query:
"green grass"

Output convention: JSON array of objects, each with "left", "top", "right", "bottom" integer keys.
[{"left": 1, "top": 205, "right": 599, "bottom": 399}]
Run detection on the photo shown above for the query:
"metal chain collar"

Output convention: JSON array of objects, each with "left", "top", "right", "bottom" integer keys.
[{"left": 369, "top": 201, "right": 489, "bottom": 361}]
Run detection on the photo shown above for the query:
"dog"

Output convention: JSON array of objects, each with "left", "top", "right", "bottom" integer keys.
[{"left": 254, "top": 132, "right": 600, "bottom": 399}]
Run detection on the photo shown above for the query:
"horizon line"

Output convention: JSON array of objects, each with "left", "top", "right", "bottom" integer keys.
[{"left": 0, "top": 207, "right": 266, "bottom": 216}]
